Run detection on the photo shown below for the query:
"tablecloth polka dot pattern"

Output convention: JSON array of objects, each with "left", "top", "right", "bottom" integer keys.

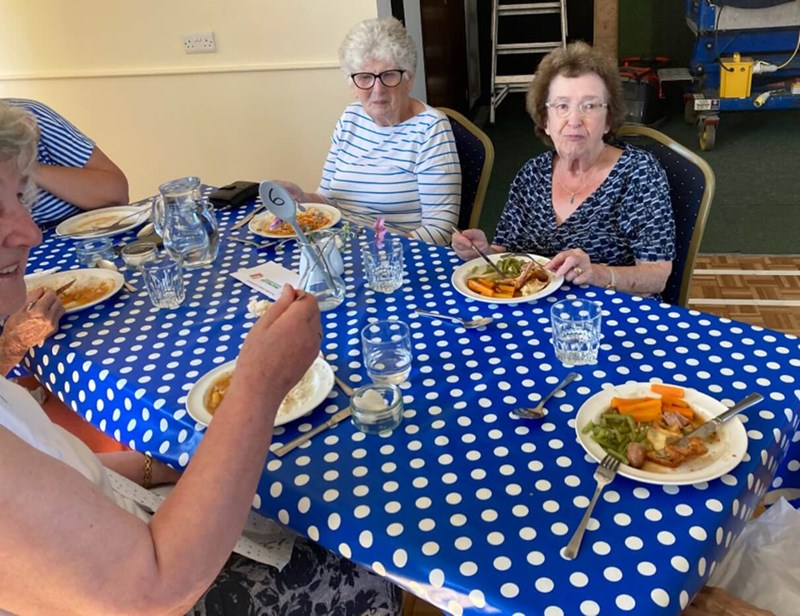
[{"left": 25, "top": 200, "right": 800, "bottom": 616}]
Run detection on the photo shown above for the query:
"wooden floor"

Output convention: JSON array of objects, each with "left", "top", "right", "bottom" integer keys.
[
  {"left": 688, "top": 254, "right": 800, "bottom": 335},
  {"left": 407, "top": 253, "right": 800, "bottom": 616}
]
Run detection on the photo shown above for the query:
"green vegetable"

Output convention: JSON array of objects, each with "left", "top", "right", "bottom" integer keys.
[{"left": 584, "top": 410, "right": 650, "bottom": 462}]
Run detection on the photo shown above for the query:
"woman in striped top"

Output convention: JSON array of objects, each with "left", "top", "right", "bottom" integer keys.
[
  {"left": 277, "top": 17, "right": 461, "bottom": 246},
  {"left": 3, "top": 98, "right": 128, "bottom": 227}
]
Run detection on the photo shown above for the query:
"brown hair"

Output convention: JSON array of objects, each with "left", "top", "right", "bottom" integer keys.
[{"left": 526, "top": 41, "right": 626, "bottom": 148}]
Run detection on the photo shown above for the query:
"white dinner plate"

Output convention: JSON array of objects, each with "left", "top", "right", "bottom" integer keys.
[
  {"left": 451, "top": 253, "right": 563, "bottom": 305},
  {"left": 248, "top": 203, "right": 341, "bottom": 239},
  {"left": 185, "top": 356, "right": 335, "bottom": 427},
  {"left": 575, "top": 382, "right": 749, "bottom": 485},
  {"left": 25, "top": 268, "right": 125, "bottom": 313},
  {"left": 55, "top": 205, "right": 151, "bottom": 239}
]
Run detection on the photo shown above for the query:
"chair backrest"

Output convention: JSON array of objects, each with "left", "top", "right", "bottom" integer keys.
[
  {"left": 438, "top": 107, "right": 495, "bottom": 230},
  {"left": 617, "top": 124, "right": 715, "bottom": 307}
]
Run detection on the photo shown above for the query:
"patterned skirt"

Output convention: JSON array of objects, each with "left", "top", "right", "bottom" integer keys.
[{"left": 190, "top": 536, "right": 403, "bottom": 616}]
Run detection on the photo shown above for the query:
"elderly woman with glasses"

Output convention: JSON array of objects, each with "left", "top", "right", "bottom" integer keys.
[
  {"left": 276, "top": 17, "right": 461, "bottom": 246},
  {"left": 453, "top": 42, "right": 675, "bottom": 296}
]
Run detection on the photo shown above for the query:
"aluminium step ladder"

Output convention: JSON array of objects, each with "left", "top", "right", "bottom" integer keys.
[{"left": 490, "top": 0, "right": 568, "bottom": 123}]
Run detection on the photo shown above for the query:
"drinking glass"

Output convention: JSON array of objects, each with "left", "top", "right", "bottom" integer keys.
[
  {"left": 550, "top": 299, "right": 602, "bottom": 366},
  {"left": 297, "top": 232, "right": 346, "bottom": 312},
  {"left": 75, "top": 237, "right": 114, "bottom": 267},
  {"left": 362, "top": 237, "right": 404, "bottom": 293},
  {"left": 361, "top": 319, "right": 412, "bottom": 384},
  {"left": 350, "top": 383, "right": 404, "bottom": 434},
  {"left": 141, "top": 253, "right": 185, "bottom": 309}
]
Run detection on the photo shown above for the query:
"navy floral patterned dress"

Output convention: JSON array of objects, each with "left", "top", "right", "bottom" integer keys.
[
  {"left": 191, "top": 536, "right": 402, "bottom": 616},
  {"left": 493, "top": 144, "right": 675, "bottom": 266}
]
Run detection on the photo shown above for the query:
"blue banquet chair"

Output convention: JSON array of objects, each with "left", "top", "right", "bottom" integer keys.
[
  {"left": 617, "top": 124, "right": 716, "bottom": 307},
  {"left": 438, "top": 107, "right": 495, "bottom": 230}
]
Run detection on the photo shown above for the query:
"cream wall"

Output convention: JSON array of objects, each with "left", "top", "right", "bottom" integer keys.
[{"left": 0, "top": 0, "right": 377, "bottom": 200}]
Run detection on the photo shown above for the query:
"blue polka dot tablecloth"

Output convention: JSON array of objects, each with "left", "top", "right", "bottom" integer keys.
[{"left": 25, "top": 201, "right": 800, "bottom": 616}]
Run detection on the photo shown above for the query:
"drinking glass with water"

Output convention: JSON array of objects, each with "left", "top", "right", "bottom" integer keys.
[
  {"left": 550, "top": 299, "right": 602, "bottom": 366},
  {"left": 361, "top": 319, "right": 412, "bottom": 384}
]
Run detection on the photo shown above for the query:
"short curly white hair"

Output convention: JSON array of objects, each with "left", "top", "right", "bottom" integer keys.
[
  {"left": 338, "top": 17, "right": 417, "bottom": 78},
  {"left": 0, "top": 102, "right": 39, "bottom": 206}
]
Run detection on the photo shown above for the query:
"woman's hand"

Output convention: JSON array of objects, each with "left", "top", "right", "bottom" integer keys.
[
  {"left": 546, "top": 248, "right": 597, "bottom": 285},
  {"left": 3, "top": 288, "right": 64, "bottom": 350},
  {"left": 236, "top": 285, "right": 322, "bottom": 403},
  {"left": 272, "top": 180, "right": 326, "bottom": 205},
  {"left": 0, "top": 288, "right": 64, "bottom": 376},
  {"left": 682, "top": 586, "right": 775, "bottom": 616},
  {"left": 451, "top": 228, "right": 502, "bottom": 261}
]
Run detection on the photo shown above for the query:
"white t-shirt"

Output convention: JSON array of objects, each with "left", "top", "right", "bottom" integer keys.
[{"left": 0, "top": 377, "right": 148, "bottom": 521}]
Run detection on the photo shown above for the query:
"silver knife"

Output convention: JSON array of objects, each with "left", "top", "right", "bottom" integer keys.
[
  {"left": 451, "top": 225, "right": 505, "bottom": 277},
  {"left": 673, "top": 392, "right": 763, "bottom": 447},
  {"left": 272, "top": 375, "right": 354, "bottom": 457}
]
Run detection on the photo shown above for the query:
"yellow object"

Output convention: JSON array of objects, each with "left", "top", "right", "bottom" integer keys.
[{"left": 720, "top": 53, "right": 754, "bottom": 98}]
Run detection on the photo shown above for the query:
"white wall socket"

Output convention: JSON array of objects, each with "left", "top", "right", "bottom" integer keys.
[{"left": 183, "top": 32, "right": 216, "bottom": 54}]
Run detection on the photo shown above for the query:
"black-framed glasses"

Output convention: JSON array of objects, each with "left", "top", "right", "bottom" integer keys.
[
  {"left": 350, "top": 70, "right": 406, "bottom": 90},
  {"left": 545, "top": 99, "right": 608, "bottom": 118}
]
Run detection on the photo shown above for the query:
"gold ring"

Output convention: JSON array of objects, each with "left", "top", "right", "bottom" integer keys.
[{"left": 573, "top": 267, "right": 583, "bottom": 277}]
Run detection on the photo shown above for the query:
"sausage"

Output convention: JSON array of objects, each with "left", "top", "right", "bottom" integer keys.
[{"left": 626, "top": 441, "right": 648, "bottom": 468}]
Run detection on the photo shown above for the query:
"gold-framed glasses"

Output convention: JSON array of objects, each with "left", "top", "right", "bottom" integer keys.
[
  {"left": 545, "top": 99, "right": 608, "bottom": 118},
  {"left": 351, "top": 70, "right": 406, "bottom": 90}
]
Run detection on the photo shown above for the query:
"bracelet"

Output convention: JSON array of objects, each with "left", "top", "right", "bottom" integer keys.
[
  {"left": 143, "top": 454, "right": 153, "bottom": 489},
  {"left": 605, "top": 266, "right": 617, "bottom": 291}
]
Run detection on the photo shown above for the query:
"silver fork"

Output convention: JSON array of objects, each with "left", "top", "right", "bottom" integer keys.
[{"left": 563, "top": 453, "right": 620, "bottom": 559}]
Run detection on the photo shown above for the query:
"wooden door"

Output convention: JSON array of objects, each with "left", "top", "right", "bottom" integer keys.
[{"left": 419, "top": 0, "right": 469, "bottom": 113}]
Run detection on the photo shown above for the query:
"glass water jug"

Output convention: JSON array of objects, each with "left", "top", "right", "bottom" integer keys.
[
  {"left": 297, "top": 231, "right": 345, "bottom": 311},
  {"left": 152, "top": 176, "right": 219, "bottom": 269}
]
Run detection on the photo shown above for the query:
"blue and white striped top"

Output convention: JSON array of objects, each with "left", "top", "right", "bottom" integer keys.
[
  {"left": 4, "top": 98, "right": 95, "bottom": 227},
  {"left": 318, "top": 103, "right": 461, "bottom": 246}
]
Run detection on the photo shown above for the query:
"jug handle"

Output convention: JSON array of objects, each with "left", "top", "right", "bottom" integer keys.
[{"left": 151, "top": 195, "right": 165, "bottom": 237}]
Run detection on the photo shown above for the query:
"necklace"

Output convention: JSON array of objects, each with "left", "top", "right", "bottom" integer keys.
[
  {"left": 555, "top": 145, "right": 607, "bottom": 205},
  {"left": 556, "top": 175, "right": 592, "bottom": 205}
]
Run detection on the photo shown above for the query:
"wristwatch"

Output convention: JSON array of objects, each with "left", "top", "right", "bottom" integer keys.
[{"left": 605, "top": 266, "right": 617, "bottom": 291}]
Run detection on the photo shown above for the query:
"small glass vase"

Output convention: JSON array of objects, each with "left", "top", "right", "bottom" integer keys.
[{"left": 298, "top": 232, "right": 345, "bottom": 312}]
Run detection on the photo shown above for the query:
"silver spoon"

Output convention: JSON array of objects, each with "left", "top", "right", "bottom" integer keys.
[
  {"left": 415, "top": 309, "right": 493, "bottom": 329},
  {"left": 511, "top": 372, "right": 579, "bottom": 419},
  {"left": 96, "top": 258, "right": 137, "bottom": 293}
]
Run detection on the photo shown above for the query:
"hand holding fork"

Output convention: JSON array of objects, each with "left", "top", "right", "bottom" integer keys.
[{"left": 563, "top": 453, "right": 620, "bottom": 559}]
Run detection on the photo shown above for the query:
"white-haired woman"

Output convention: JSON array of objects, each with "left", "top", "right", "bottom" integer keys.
[
  {"left": 0, "top": 103, "right": 401, "bottom": 614},
  {"left": 277, "top": 17, "right": 461, "bottom": 246}
]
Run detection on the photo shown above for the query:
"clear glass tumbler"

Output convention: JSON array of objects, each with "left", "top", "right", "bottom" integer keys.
[
  {"left": 362, "top": 237, "right": 404, "bottom": 293},
  {"left": 141, "top": 253, "right": 185, "bottom": 309},
  {"left": 550, "top": 299, "right": 603, "bottom": 366},
  {"left": 361, "top": 319, "right": 412, "bottom": 384}
]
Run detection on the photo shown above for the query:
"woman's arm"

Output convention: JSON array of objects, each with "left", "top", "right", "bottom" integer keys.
[
  {"left": 33, "top": 146, "right": 129, "bottom": 210},
  {"left": 547, "top": 248, "right": 672, "bottom": 294},
  {"left": 409, "top": 114, "right": 461, "bottom": 246},
  {"left": 0, "top": 286, "right": 321, "bottom": 616},
  {"left": 97, "top": 451, "right": 181, "bottom": 487}
]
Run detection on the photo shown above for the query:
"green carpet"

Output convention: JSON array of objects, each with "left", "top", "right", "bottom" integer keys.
[{"left": 479, "top": 94, "right": 800, "bottom": 254}]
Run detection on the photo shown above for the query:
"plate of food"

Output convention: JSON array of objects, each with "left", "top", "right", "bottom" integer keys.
[
  {"left": 25, "top": 269, "right": 125, "bottom": 313},
  {"left": 55, "top": 205, "right": 151, "bottom": 239},
  {"left": 185, "top": 356, "right": 335, "bottom": 427},
  {"left": 451, "top": 253, "right": 563, "bottom": 304},
  {"left": 249, "top": 203, "right": 341, "bottom": 239},
  {"left": 575, "top": 382, "right": 749, "bottom": 485}
]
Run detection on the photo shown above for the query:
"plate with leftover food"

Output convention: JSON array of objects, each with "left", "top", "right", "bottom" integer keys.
[
  {"left": 575, "top": 382, "right": 749, "bottom": 485},
  {"left": 249, "top": 203, "right": 341, "bottom": 239},
  {"left": 185, "top": 356, "right": 335, "bottom": 427},
  {"left": 451, "top": 253, "right": 563, "bottom": 304},
  {"left": 25, "top": 269, "right": 125, "bottom": 313},
  {"left": 55, "top": 204, "right": 151, "bottom": 239}
]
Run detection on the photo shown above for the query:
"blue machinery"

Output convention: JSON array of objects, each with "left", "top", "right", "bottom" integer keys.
[{"left": 685, "top": 0, "right": 800, "bottom": 149}]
